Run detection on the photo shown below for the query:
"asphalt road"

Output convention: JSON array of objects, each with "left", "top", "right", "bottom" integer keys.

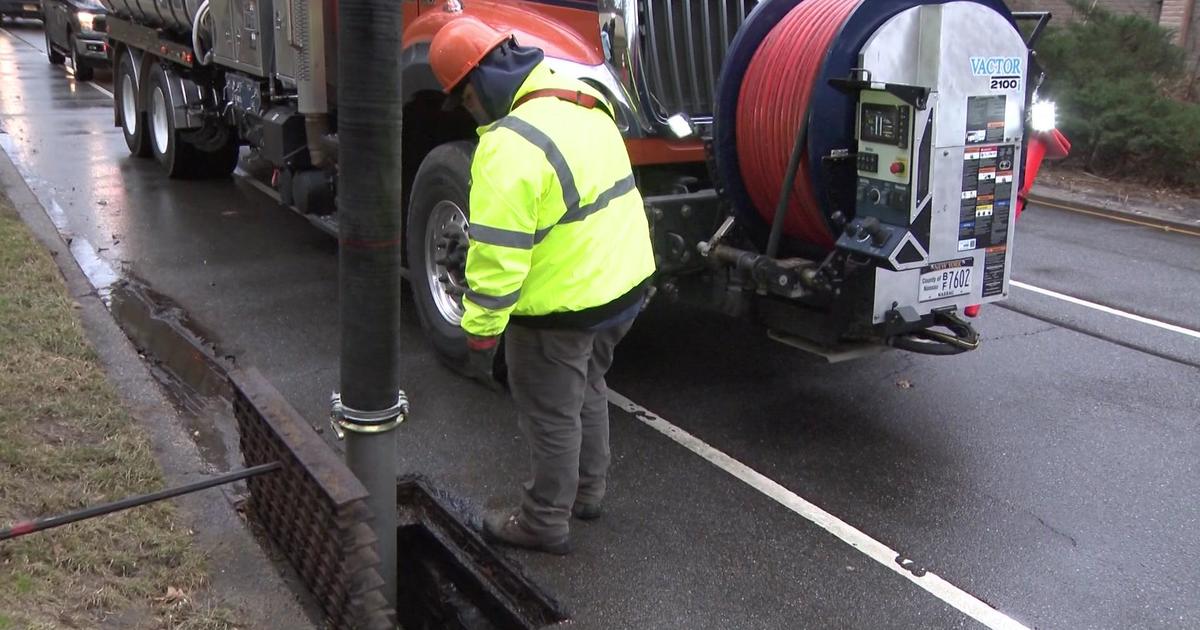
[{"left": 3, "top": 23, "right": 1198, "bottom": 629}]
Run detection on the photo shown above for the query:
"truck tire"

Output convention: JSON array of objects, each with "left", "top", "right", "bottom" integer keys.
[
  {"left": 146, "top": 64, "right": 237, "bottom": 179},
  {"left": 69, "top": 34, "right": 93, "bottom": 81},
  {"left": 116, "top": 50, "right": 151, "bottom": 157},
  {"left": 407, "top": 141, "right": 478, "bottom": 372},
  {"left": 147, "top": 64, "right": 200, "bottom": 177},
  {"left": 45, "top": 29, "right": 64, "bottom": 65},
  {"left": 192, "top": 130, "right": 241, "bottom": 178}
]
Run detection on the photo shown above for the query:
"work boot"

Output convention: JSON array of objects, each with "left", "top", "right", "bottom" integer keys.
[
  {"left": 482, "top": 510, "right": 571, "bottom": 556},
  {"left": 571, "top": 501, "right": 602, "bottom": 521}
]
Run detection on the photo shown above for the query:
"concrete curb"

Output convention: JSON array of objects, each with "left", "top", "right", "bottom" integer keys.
[
  {"left": 1028, "top": 187, "right": 1200, "bottom": 236},
  {"left": 0, "top": 145, "right": 317, "bottom": 629}
]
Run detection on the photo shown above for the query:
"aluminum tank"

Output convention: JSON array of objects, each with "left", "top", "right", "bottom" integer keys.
[{"left": 98, "top": 0, "right": 205, "bottom": 33}]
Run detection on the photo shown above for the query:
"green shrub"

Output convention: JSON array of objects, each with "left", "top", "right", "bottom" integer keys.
[{"left": 1037, "top": 1, "right": 1200, "bottom": 186}]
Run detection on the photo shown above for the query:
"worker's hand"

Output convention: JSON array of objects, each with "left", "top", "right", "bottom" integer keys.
[{"left": 466, "top": 334, "right": 502, "bottom": 392}]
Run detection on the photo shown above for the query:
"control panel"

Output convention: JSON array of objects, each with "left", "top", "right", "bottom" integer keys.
[
  {"left": 854, "top": 91, "right": 913, "bottom": 227},
  {"left": 837, "top": 87, "right": 934, "bottom": 272}
]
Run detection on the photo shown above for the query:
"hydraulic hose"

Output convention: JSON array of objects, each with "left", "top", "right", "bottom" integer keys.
[
  {"left": 191, "top": 0, "right": 213, "bottom": 66},
  {"left": 736, "top": 0, "right": 859, "bottom": 251},
  {"left": 766, "top": 114, "right": 808, "bottom": 259}
]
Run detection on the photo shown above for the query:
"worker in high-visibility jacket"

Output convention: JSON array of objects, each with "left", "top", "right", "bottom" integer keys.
[{"left": 430, "top": 17, "right": 655, "bottom": 555}]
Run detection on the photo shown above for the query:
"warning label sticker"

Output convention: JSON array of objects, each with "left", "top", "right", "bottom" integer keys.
[
  {"left": 959, "top": 143, "right": 1015, "bottom": 251},
  {"left": 965, "top": 95, "right": 1006, "bottom": 145},
  {"left": 982, "top": 246, "right": 1008, "bottom": 298}
]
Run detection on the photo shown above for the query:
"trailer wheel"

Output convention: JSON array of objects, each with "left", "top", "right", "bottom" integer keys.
[
  {"left": 192, "top": 130, "right": 241, "bottom": 178},
  {"left": 407, "top": 141, "right": 481, "bottom": 372},
  {"left": 146, "top": 64, "right": 236, "bottom": 179},
  {"left": 116, "top": 50, "right": 151, "bottom": 157},
  {"left": 147, "top": 64, "right": 199, "bottom": 177},
  {"left": 69, "top": 34, "right": 93, "bottom": 81},
  {"left": 45, "top": 29, "right": 64, "bottom": 65},
  {"left": 178, "top": 124, "right": 241, "bottom": 178}
]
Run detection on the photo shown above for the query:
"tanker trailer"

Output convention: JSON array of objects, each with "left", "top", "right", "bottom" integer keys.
[{"left": 97, "top": 0, "right": 349, "bottom": 206}]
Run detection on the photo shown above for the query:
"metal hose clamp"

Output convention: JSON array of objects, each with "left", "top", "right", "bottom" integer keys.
[{"left": 329, "top": 391, "right": 408, "bottom": 438}]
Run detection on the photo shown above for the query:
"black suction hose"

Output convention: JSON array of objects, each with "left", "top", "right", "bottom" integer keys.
[{"left": 337, "top": 0, "right": 404, "bottom": 610}]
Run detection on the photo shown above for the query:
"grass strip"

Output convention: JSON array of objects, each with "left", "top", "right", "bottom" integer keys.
[{"left": 0, "top": 192, "right": 238, "bottom": 629}]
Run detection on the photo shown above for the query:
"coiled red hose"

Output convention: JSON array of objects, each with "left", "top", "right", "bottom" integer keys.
[{"left": 736, "top": 0, "right": 859, "bottom": 251}]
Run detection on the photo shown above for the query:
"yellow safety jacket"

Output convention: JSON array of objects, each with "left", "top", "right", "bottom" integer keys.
[{"left": 462, "top": 62, "right": 656, "bottom": 337}]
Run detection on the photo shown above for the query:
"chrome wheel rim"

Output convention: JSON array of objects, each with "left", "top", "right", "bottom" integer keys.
[
  {"left": 121, "top": 73, "right": 137, "bottom": 136},
  {"left": 151, "top": 86, "right": 169, "bottom": 155},
  {"left": 424, "top": 200, "right": 470, "bottom": 326}
]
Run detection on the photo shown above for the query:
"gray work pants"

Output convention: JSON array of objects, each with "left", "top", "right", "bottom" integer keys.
[{"left": 504, "top": 319, "right": 634, "bottom": 538}]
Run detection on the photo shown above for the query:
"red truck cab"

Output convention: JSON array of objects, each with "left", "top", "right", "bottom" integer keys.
[{"left": 400, "top": 0, "right": 709, "bottom": 167}]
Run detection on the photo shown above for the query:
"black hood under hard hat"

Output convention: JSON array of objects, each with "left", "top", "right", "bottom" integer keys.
[{"left": 462, "top": 38, "right": 545, "bottom": 121}]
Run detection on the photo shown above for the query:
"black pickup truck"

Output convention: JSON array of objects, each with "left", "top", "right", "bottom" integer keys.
[{"left": 42, "top": 0, "right": 107, "bottom": 80}]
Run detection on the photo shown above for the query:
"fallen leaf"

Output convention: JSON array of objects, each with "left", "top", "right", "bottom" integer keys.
[{"left": 157, "top": 586, "right": 188, "bottom": 604}]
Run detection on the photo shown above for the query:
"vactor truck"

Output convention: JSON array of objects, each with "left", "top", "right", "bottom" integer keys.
[{"left": 95, "top": 0, "right": 1069, "bottom": 370}]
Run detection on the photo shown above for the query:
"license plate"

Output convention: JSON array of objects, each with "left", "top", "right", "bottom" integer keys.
[
  {"left": 23, "top": 3, "right": 37, "bottom": 10},
  {"left": 919, "top": 257, "right": 974, "bottom": 302}
]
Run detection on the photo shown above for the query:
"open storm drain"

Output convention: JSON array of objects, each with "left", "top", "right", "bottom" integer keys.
[{"left": 395, "top": 477, "right": 567, "bottom": 629}]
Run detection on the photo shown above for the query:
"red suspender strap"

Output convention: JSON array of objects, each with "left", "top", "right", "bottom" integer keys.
[{"left": 512, "top": 88, "right": 615, "bottom": 121}]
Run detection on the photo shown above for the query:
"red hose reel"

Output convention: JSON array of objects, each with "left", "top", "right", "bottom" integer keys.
[{"left": 736, "top": 0, "right": 859, "bottom": 251}]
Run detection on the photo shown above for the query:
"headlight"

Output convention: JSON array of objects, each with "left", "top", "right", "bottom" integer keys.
[
  {"left": 76, "top": 11, "right": 97, "bottom": 31},
  {"left": 666, "top": 113, "right": 694, "bottom": 139},
  {"left": 1030, "top": 99, "right": 1056, "bottom": 132}
]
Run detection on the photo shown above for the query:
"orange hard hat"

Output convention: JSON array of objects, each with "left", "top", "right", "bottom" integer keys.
[{"left": 430, "top": 16, "right": 512, "bottom": 93}]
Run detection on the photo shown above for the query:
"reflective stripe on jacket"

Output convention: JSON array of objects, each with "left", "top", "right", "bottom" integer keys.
[{"left": 461, "top": 62, "right": 656, "bottom": 337}]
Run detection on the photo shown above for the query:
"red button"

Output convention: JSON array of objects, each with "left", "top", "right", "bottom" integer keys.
[{"left": 890, "top": 161, "right": 905, "bottom": 174}]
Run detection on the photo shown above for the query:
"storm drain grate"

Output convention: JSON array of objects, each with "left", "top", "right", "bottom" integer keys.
[
  {"left": 231, "top": 368, "right": 568, "bottom": 630},
  {"left": 231, "top": 367, "right": 395, "bottom": 630},
  {"left": 103, "top": 274, "right": 566, "bottom": 628}
]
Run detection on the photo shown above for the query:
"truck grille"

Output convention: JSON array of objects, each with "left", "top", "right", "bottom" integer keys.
[{"left": 639, "top": 0, "right": 757, "bottom": 121}]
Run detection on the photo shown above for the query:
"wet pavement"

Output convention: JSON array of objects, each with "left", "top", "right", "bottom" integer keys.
[{"left": 3, "top": 21, "right": 1200, "bottom": 629}]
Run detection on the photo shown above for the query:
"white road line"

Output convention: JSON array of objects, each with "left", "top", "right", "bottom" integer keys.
[
  {"left": 608, "top": 390, "right": 1030, "bottom": 630},
  {"left": 1011, "top": 281, "right": 1200, "bottom": 340},
  {"left": 235, "top": 167, "right": 282, "bottom": 202},
  {"left": 87, "top": 81, "right": 113, "bottom": 98}
]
